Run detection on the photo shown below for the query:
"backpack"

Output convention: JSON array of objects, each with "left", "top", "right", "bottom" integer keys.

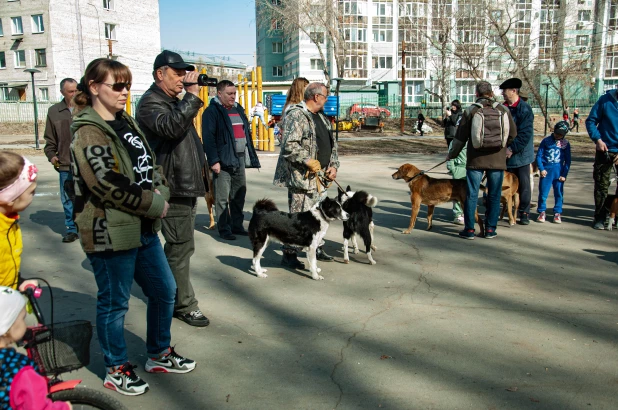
[{"left": 469, "top": 101, "right": 509, "bottom": 150}]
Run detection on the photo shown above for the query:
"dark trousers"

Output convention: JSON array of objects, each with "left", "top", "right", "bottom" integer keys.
[
  {"left": 507, "top": 165, "right": 531, "bottom": 214},
  {"left": 570, "top": 121, "right": 579, "bottom": 132},
  {"left": 161, "top": 197, "right": 199, "bottom": 314},
  {"left": 593, "top": 150, "right": 617, "bottom": 221},
  {"left": 213, "top": 160, "right": 247, "bottom": 236}
]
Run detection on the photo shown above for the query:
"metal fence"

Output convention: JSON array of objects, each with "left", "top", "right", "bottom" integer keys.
[{"left": 0, "top": 101, "right": 61, "bottom": 123}]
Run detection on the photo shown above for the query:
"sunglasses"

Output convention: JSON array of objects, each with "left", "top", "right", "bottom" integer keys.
[{"left": 101, "top": 82, "right": 132, "bottom": 92}]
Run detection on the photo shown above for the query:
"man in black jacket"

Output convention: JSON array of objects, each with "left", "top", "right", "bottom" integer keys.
[
  {"left": 202, "top": 80, "right": 260, "bottom": 241},
  {"left": 136, "top": 50, "right": 209, "bottom": 327}
]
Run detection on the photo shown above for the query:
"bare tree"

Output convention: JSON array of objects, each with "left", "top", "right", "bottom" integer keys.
[{"left": 256, "top": 0, "right": 350, "bottom": 94}]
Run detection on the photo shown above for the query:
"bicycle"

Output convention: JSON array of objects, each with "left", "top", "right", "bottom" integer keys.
[{"left": 21, "top": 282, "right": 127, "bottom": 410}]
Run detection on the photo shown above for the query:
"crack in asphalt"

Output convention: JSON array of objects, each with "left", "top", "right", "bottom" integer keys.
[{"left": 329, "top": 288, "right": 405, "bottom": 409}]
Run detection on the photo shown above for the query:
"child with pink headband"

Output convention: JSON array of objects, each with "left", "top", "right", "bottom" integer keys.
[{"left": 0, "top": 152, "right": 40, "bottom": 290}]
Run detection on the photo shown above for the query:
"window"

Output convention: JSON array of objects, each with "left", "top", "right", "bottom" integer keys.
[
  {"left": 372, "top": 55, "right": 393, "bottom": 69},
  {"left": 406, "top": 81, "right": 424, "bottom": 104},
  {"left": 31, "top": 14, "right": 44, "bottom": 33},
  {"left": 271, "top": 42, "right": 282, "bottom": 53},
  {"left": 0, "top": 86, "right": 8, "bottom": 101},
  {"left": 39, "top": 88, "right": 49, "bottom": 101},
  {"left": 35, "top": 49, "right": 46, "bottom": 67},
  {"left": 372, "top": 29, "right": 393, "bottom": 42},
  {"left": 105, "top": 23, "right": 116, "bottom": 40},
  {"left": 0, "top": 52, "right": 5, "bottom": 69},
  {"left": 310, "top": 31, "right": 325, "bottom": 44},
  {"left": 487, "top": 59, "right": 501, "bottom": 72},
  {"left": 272, "top": 66, "right": 282, "bottom": 77},
  {"left": 576, "top": 35, "right": 589, "bottom": 47},
  {"left": 11, "top": 17, "right": 23, "bottom": 35},
  {"left": 344, "top": 28, "right": 366, "bottom": 42},
  {"left": 578, "top": 10, "right": 591, "bottom": 22},
  {"left": 271, "top": 18, "right": 282, "bottom": 30},
  {"left": 310, "top": 59, "right": 324, "bottom": 70},
  {"left": 14, "top": 50, "right": 25, "bottom": 68},
  {"left": 0, "top": 20, "right": 3, "bottom": 37},
  {"left": 103, "top": 0, "right": 114, "bottom": 10},
  {"left": 455, "top": 81, "right": 476, "bottom": 103},
  {"left": 271, "top": 0, "right": 281, "bottom": 5}
]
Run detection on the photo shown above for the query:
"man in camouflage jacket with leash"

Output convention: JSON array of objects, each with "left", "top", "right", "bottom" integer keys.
[{"left": 273, "top": 82, "right": 340, "bottom": 269}]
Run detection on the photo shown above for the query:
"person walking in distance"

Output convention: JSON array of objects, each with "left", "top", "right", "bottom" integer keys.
[
  {"left": 586, "top": 86, "right": 618, "bottom": 229},
  {"left": 417, "top": 111, "right": 426, "bottom": 136},
  {"left": 273, "top": 83, "right": 339, "bottom": 267},
  {"left": 443, "top": 100, "right": 462, "bottom": 147},
  {"left": 501, "top": 78, "right": 534, "bottom": 225},
  {"left": 202, "top": 80, "right": 261, "bottom": 241},
  {"left": 571, "top": 108, "right": 580, "bottom": 132},
  {"left": 136, "top": 50, "right": 209, "bottom": 327},
  {"left": 43, "top": 78, "right": 79, "bottom": 243}
]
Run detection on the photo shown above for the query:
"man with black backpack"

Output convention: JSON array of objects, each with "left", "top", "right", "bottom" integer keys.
[
  {"left": 501, "top": 78, "right": 535, "bottom": 225},
  {"left": 447, "top": 81, "right": 517, "bottom": 239}
]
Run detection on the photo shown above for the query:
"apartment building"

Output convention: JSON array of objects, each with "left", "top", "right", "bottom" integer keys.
[
  {"left": 257, "top": 0, "right": 617, "bottom": 106},
  {"left": 0, "top": 0, "right": 160, "bottom": 102},
  {"left": 174, "top": 50, "right": 250, "bottom": 82}
]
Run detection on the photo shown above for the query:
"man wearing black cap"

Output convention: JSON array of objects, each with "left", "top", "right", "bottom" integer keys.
[
  {"left": 501, "top": 77, "right": 534, "bottom": 225},
  {"left": 136, "top": 50, "right": 209, "bottom": 327}
]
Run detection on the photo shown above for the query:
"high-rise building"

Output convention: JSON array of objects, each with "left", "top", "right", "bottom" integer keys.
[
  {"left": 0, "top": 0, "right": 161, "bottom": 101},
  {"left": 256, "top": 0, "right": 616, "bottom": 107}
]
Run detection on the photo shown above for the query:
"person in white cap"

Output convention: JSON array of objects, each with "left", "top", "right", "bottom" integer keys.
[{"left": 0, "top": 286, "right": 71, "bottom": 409}]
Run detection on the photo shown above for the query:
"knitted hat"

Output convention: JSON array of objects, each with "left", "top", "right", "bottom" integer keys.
[
  {"left": 0, "top": 286, "right": 26, "bottom": 336},
  {"left": 554, "top": 121, "right": 570, "bottom": 136}
]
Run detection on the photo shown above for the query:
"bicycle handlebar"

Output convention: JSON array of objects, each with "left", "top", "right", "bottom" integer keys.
[{"left": 23, "top": 287, "right": 46, "bottom": 325}]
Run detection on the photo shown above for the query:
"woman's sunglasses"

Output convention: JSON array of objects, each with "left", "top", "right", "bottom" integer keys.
[{"left": 101, "top": 82, "right": 132, "bottom": 92}]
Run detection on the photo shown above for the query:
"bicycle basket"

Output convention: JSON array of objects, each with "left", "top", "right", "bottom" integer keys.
[{"left": 27, "top": 320, "right": 93, "bottom": 376}]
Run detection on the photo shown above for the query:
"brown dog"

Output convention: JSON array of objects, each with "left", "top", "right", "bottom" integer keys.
[
  {"left": 480, "top": 171, "right": 520, "bottom": 226},
  {"left": 392, "top": 163, "right": 484, "bottom": 235},
  {"left": 203, "top": 167, "right": 216, "bottom": 229}
]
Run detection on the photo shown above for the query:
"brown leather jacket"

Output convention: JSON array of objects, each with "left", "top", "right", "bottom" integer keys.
[{"left": 43, "top": 99, "right": 73, "bottom": 171}]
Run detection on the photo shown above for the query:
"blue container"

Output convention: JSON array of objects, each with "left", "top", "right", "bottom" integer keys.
[
  {"left": 323, "top": 96, "right": 340, "bottom": 117},
  {"left": 270, "top": 95, "right": 287, "bottom": 116}
]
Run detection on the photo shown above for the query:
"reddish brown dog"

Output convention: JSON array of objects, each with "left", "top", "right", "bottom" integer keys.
[
  {"left": 203, "top": 168, "right": 215, "bottom": 229},
  {"left": 392, "top": 163, "right": 484, "bottom": 236},
  {"left": 480, "top": 171, "right": 520, "bottom": 226}
]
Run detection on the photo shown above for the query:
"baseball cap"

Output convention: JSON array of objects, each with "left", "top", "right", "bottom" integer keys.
[
  {"left": 554, "top": 121, "right": 570, "bottom": 136},
  {"left": 153, "top": 50, "right": 195, "bottom": 72},
  {"left": 0, "top": 286, "right": 26, "bottom": 336}
]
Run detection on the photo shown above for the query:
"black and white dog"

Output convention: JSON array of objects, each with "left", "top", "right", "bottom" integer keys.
[
  {"left": 338, "top": 186, "right": 379, "bottom": 265},
  {"left": 249, "top": 197, "right": 349, "bottom": 280}
]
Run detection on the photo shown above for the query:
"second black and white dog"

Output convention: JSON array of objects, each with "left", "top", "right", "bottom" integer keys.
[
  {"left": 249, "top": 197, "right": 349, "bottom": 280},
  {"left": 338, "top": 186, "right": 379, "bottom": 265}
]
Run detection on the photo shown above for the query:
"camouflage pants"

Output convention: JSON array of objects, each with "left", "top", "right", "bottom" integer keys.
[
  {"left": 283, "top": 188, "right": 326, "bottom": 254},
  {"left": 593, "top": 150, "right": 617, "bottom": 221}
]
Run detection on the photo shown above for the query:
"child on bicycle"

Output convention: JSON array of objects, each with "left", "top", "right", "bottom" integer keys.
[
  {"left": 0, "top": 152, "right": 40, "bottom": 291},
  {"left": 0, "top": 285, "right": 71, "bottom": 409}
]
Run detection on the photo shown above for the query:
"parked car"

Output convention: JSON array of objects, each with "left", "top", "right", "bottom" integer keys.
[{"left": 347, "top": 103, "right": 391, "bottom": 120}]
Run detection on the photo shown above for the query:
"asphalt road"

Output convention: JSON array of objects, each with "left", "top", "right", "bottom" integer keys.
[{"left": 18, "top": 153, "right": 618, "bottom": 410}]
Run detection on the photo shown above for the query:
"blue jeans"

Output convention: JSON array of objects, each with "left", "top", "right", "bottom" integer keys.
[
  {"left": 465, "top": 169, "right": 504, "bottom": 231},
  {"left": 59, "top": 171, "right": 76, "bottom": 234},
  {"left": 537, "top": 165, "right": 564, "bottom": 213},
  {"left": 87, "top": 233, "right": 176, "bottom": 367}
]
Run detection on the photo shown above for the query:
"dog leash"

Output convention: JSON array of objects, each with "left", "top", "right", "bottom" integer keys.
[{"left": 408, "top": 160, "right": 448, "bottom": 182}]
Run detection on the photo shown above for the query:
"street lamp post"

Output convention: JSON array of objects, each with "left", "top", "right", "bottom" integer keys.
[
  {"left": 543, "top": 82, "right": 550, "bottom": 137},
  {"left": 332, "top": 77, "right": 343, "bottom": 142},
  {"left": 24, "top": 68, "right": 41, "bottom": 149}
]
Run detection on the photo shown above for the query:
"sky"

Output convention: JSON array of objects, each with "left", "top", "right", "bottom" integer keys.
[{"left": 159, "top": 0, "right": 257, "bottom": 66}]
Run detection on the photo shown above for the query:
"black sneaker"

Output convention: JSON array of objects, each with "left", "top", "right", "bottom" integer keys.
[
  {"left": 281, "top": 252, "right": 305, "bottom": 269},
  {"left": 316, "top": 247, "right": 334, "bottom": 262},
  {"left": 458, "top": 229, "right": 475, "bottom": 240},
  {"left": 518, "top": 212, "right": 530, "bottom": 225},
  {"left": 62, "top": 232, "right": 79, "bottom": 243},
  {"left": 174, "top": 309, "right": 210, "bottom": 327},
  {"left": 145, "top": 347, "right": 196, "bottom": 374},
  {"left": 104, "top": 362, "right": 149, "bottom": 396}
]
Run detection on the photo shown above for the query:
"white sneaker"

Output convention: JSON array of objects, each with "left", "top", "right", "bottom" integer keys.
[
  {"left": 104, "top": 362, "right": 149, "bottom": 396},
  {"left": 536, "top": 211, "right": 546, "bottom": 223},
  {"left": 454, "top": 216, "right": 465, "bottom": 225},
  {"left": 145, "top": 347, "right": 196, "bottom": 374}
]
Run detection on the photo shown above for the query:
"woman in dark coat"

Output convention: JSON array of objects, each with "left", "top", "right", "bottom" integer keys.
[
  {"left": 417, "top": 111, "right": 426, "bottom": 136},
  {"left": 443, "top": 100, "right": 462, "bottom": 147}
]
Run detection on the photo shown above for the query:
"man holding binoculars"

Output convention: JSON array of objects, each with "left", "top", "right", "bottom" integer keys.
[{"left": 136, "top": 50, "right": 210, "bottom": 327}]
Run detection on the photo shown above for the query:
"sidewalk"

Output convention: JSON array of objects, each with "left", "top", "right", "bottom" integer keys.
[{"left": 18, "top": 154, "right": 618, "bottom": 410}]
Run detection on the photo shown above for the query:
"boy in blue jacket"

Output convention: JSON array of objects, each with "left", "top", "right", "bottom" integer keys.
[{"left": 536, "top": 121, "right": 571, "bottom": 223}]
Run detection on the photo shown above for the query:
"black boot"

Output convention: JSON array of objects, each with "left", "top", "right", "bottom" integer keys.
[
  {"left": 281, "top": 252, "right": 305, "bottom": 269},
  {"left": 316, "top": 246, "right": 334, "bottom": 262}
]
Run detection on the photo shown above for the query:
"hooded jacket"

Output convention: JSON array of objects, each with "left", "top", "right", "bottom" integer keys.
[
  {"left": 273, "top": 101, "right": 339, "bottom": 191},
  {"left": 70, "top": 106, "right": 170, "bottom": 253},
  {"left": 0, "top": 213, "right": 21, "bottom": 289},
  {"left": 136, "top": 83, "right": 206, "bottom": 198},
  {"left": 202, "top": 97, "right": 261, "bottom": 170},
  {"left": 586, "top": 89, "right": 618, "bottom": 153}
]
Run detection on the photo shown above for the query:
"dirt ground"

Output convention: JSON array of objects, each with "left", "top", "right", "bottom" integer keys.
[{"left": 0, "top": 121, "right": 45, "bottom": 136}]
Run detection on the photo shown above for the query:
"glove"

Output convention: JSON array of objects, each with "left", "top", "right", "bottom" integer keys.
[{"left": 305, "top": 159, "right": 322, "bottom": 173}]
